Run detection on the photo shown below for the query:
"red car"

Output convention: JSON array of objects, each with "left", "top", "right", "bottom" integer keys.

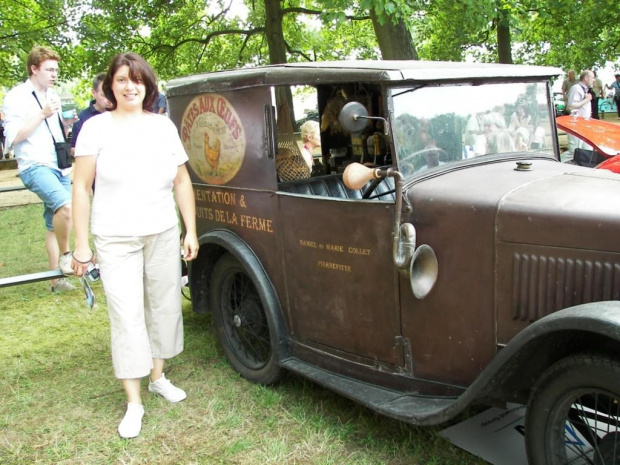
[{"left": 556, "top": 115, "right": 620, "bottom": 171}]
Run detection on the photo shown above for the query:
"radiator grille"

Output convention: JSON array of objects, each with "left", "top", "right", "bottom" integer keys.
[{"left": 511, "top": 253, "right": 620, "bottom": 321}]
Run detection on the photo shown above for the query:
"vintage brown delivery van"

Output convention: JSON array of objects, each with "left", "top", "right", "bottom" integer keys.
[{"left": 167, "top": 61, "right": 620, "bottom": 464}]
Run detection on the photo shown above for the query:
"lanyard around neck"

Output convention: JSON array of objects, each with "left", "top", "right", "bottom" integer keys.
[{"left": 31, "top": 91, "right": 66, "bottom": 143}]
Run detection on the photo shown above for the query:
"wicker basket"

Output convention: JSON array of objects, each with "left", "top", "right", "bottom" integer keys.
[
  {"left": 275, "top": 99, "right": 310, "bottom": 182},
  {"left": 276, "top": 147, "right": 310, "bottom": 182}
]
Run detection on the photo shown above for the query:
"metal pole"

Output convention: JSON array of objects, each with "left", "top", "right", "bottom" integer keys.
[{"left": 0, "top": 269, "right": 64, "bottom": 288}]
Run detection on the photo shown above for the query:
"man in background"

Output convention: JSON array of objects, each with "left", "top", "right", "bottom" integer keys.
[
  {"left": 71, "top": 73, "right": 111, "bottom": 154},
  {"left": 606, "top": 74, "right": 620, "bottom": 120},
  {"left": 2, "top": 46, "right": 76, "bottom": 292},
  {"left": 590, "top": 70, "right": 604, "bottom": 120},
  {"left": 561, "top": 69, "right": 578, "bottom": 108},
  {"left": 561, "top": 70, "right": 594, "bottom": 163},
  {"left": 152, "top": 91, "right": 168, "bottom": 116}
]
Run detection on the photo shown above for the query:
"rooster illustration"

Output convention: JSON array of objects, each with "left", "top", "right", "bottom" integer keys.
[{"left": 204, "top": 132, "right": 221, "bottom": 175}]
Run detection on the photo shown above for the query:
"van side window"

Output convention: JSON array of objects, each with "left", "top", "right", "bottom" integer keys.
[{"left": 274, "top": 86, "right": 318, "bottom": 182}]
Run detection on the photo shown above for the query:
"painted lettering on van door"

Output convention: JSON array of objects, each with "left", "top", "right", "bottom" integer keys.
[
  {"left": 195, "top": 188, "right": 273, "bottom": 234},
  {"left": 297, "top": 238, "right": 374, "bottom": 272}
]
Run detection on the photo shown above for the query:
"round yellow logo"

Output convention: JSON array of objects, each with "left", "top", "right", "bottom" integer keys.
[{"left": 180, "top": 94, "right": 246, "bottom": 185}]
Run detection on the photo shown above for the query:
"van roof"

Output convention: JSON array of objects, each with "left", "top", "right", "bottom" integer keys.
[{"left": 167, "top": 60, "right": 562, "bottom": 96}]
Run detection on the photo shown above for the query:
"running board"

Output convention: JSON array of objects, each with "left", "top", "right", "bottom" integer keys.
[{"left": 280, "top": 358, "right": 458, "bottom": 426}]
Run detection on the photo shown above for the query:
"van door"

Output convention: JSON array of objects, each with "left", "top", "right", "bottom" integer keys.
[{"left": 277, "top": 195, "right": 402, "bottom": 365}]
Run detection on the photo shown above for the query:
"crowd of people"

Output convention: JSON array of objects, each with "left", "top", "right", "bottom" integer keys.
[
  {"left": 462, "top": 104, "right": 547, "bottom": 159},
  {"left": 559, "top": 69, "right": 620, "bottom": 162},
  {"left": 1, "top": 46, "right": 197, "bottom": 439}
]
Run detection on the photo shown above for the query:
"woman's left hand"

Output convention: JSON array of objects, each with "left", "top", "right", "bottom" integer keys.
[{"left": 182, "top": 233, "right": 199, "bottom": 261}]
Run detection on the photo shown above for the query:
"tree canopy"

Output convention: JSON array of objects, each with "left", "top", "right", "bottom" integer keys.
[{"left": 1, "top": 0, "right": 618, "bottom": 99}]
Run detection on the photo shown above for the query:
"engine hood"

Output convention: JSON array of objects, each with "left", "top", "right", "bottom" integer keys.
[{"left": 497, "top": 166, "right": 620, "bottom": 253}]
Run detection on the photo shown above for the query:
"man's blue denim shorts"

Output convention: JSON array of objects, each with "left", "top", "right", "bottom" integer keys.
[{"left": 19, "top": 165, "right": 71, "bottom": 231}]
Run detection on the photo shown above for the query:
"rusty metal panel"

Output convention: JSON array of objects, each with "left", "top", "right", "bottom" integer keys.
[
  {"left": 496, "top": 168, "right": 620, "bottom": 253},
  {"left": 497, "top": 243, "right": 620, "bottom": 343},
  {"left": 193, "top": 185, "right": 286, "bottom": 322},
  {"left": 277, "top": 194, "right": 401, "bottom": 365}
]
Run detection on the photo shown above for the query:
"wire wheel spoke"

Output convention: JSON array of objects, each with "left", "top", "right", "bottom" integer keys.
[
  {"left": 222, "top": 271, "right": 271, "bottom": 368},
  {"left": 564, "top": 391, "right": 620, "bottom": 465}
]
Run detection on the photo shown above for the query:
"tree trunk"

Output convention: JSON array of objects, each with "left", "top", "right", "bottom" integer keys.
[
  {"left": 496, "top": 8, "right": 513, "bottom": 64},
  {"left": 264, "top": 0, "right": 287, "bottom": 64},
  {"left": 263, "top": 0, "right": 295, "bottom": 130},
  {"left": 370, "top": 9, "right": 418, "bottom": 60}
]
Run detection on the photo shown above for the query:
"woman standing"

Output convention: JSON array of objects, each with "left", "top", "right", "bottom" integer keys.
[{"left": 72, "top": 52, "right": 198, "bottom": 438}]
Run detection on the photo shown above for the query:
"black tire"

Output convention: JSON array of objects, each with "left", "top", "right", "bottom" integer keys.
[
  {"left": 210, "top": 254, "right": 284, "bottom": 385},
  {"left": 525, "top": 354, "right": 620, "bottom": 465}
]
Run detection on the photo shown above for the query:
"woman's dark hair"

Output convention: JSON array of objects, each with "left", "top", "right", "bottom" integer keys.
[{"left": 102, "top": 52, "right": 158, "bottom": 112}]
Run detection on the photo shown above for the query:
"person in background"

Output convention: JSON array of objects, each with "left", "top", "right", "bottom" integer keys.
[
  {"left": 71, "top": 73, "right": 112, "bottom": 155},
  {"left": 0, "top": 112, "right": 6, "bottom": 158},
  {"left": 2, "top": 46, "right": 76, "bottom": 292},
  {"left": 530, "top": 116, "right": 546, "bottom": 150},
  {"left": 151, "top": 90, "right": 168, "bottom": 116},
  {"left": 590, "top": 71, "right": 604, "bottom": 120},
  {"left": 482, "top": 111, "right": 507, "bottom": 152},
  {"left": 514, "top": 127, "right": 531, "bottom": 151},
  {"left": 508, "top": 104, "right": 531, "bottom": 132},
  {"left": 72, "top": 52, "right": 198, "bottom": 439},
  {"left": 561, "top": 70, "right": 595, "bottom": 162},
  {"left": 606, "top": 74, "right": 620, "bottom": 119},
  {"left": 300, "top": 120, "right": 321, "bottom": 170},
  {"left": 487, "top": 129, "right": 515, "bottom": 154},
  {"left": 561, "top": 70, "right": 577, "bottom": 107}
]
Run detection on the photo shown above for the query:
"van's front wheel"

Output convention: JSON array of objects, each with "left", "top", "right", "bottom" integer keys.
[
  {"left": 525, "top": 354, "right": 620, "bottom": 465},
  {"left": 210, "top": 254, "right": 284, "bottom": 385}
]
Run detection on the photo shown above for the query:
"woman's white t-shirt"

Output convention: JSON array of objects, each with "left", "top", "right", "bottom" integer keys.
[{"left": 74, "top": 111, "right": 188, "bottom": 237}]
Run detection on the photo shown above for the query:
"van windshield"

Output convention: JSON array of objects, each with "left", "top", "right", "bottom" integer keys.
[{"left": 391, "top": 82, "right": 555, "bottom": 179}]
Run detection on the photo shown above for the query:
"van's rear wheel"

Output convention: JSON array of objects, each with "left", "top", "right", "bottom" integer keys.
[
  {"left": 210, "top": 254, "right": 283, "bottom": 385},
  {"left": 525, "top": 354, "right": 620, "bottom": 465}
]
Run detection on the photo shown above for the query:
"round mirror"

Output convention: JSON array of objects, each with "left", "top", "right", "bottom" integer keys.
[{"left": 338, "top": 102, "right": 370, "bottom": 134}]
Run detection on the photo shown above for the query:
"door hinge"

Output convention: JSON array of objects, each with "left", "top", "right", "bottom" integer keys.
[{"left": 395, "top": 336, "right": 413, "bottom": 376}]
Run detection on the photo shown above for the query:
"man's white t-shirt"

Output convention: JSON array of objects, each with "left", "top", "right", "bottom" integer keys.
[
  {"left": 74, "top": 111, "right": 188, "bottom": 237},
  {"left": 2, "top": 79, "right": 69, "bottom": 174}
]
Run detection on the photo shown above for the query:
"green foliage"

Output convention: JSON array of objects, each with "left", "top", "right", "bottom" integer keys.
[{"left": 1, "top": 0, "right": 618, "bottom": 92}]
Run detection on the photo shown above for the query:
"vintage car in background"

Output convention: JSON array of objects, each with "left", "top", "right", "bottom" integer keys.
[
  {"left": 557, "top": 115, "right": 620, "bottom": 172},
  {"left": 553, "top": 91, "right": 566, "bottom": 116},
  {"left": 167, "top": 61, "right": 620, "bottom": 465}
]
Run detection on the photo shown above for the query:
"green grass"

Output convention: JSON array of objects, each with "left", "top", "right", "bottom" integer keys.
[{"left": 0, "top": 203, "right": 487, "bottom": 464}]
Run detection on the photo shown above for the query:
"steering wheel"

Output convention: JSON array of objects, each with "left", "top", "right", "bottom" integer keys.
[
  {"left": 400, "top": 147, "right": 449, "bottom": 175},
  {"left": 362, "top": 165, "right": 395, "bottom": 199}
]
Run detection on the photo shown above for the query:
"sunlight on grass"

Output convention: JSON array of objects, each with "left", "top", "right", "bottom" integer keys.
[{"left": 0, "top": 203, "right": 485, "bottom": 464}]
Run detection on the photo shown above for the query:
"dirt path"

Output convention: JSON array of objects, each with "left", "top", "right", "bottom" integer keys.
[{"left": 0, "top": 167, "right": 41, "bottom": 208}]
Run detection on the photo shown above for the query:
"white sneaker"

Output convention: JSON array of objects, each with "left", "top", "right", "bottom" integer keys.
[
  {"left": 50, "top": 278, "right": 76, "bottom": 293},
  {"left": 58, "top": 252, "right": 74, "bottom": 275},
  {"left": 118, "top": 402, "right": 144, "bottom": 439},
  {"left": 148, "top": 373, "right": 187, "bottom": 403}
]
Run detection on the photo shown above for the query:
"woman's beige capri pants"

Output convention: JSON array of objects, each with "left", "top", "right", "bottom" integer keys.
[{"left": 94, "top": 225, "right": 183, "bottom": 379}]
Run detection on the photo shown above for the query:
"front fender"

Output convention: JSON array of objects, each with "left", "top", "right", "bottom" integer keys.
[
  {"left": 473, "top": 301, "right": 620, "bottom": 404},
  {"left": 425, "top": 302, "right": 620, "bottom": 424},
  {"left": 189, "top": 229, "right": 289, "bottom": 356}
]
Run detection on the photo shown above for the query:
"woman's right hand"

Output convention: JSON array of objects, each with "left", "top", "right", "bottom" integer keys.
[{"left": 72, "top": 247, "right": 94, "bottom": 277}]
